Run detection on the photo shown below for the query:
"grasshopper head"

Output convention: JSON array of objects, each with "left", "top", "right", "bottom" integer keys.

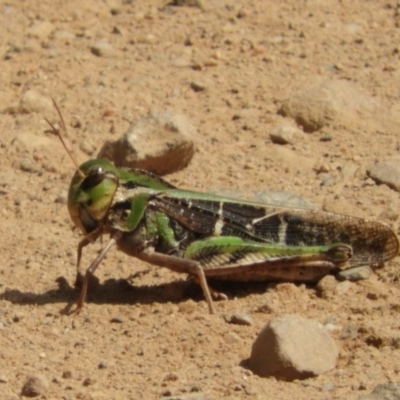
[{"left": 68, "top": 159, "right": 119, "bottom": 234}]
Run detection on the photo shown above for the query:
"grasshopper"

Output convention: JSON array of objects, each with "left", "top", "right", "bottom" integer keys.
[{"left": 46, "top": 103, "right": 399, "bottom": 314}]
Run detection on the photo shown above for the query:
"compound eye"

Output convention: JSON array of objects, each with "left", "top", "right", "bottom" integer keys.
[{"left": 81, "top": 165, "right": 106, "bottom": 191}]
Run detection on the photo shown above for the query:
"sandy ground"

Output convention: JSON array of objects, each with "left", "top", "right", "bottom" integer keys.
[{"left": 1, "top": 0, "right": 400, "bottom": 399}]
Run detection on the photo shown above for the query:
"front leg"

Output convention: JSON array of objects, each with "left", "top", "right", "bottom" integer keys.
[
  {"left": 74, "top": 226, "right": 105, "bottom": 288},
  {"left": 70, "top": 236, "right": 118, "bottom": 314}
]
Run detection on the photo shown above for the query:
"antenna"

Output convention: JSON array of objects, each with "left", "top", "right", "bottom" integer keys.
[{"left": 45, "top": 98, "right": 84, "bottom": 177}]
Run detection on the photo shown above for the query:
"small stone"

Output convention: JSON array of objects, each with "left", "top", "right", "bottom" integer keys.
[
  {"left": 110, "top": 316, "right": 124, "bottom": 323},
  {"left": 163, "top": 372, "right": 178, "bottom": 382},
  {"left": 224, "top": 332, "right": 242, "bottom": 344},
  {"left": 340, "top": 324, "right": 358, "bottom": 340},
  {"left": 249, "top": 314, "right": 338, "bottom": 380},
  {"left": 356, "top": 383, "right": 400, "bottom": 400},
  {"left": 98, "top": 111, "right": 196, "bottom": 175},
  {"left": 19, "top": 159, "right": 36, "bottom": 173},
  {"left": 334, "top": 281, "right": 352, "bottom": 295},
  {"left": 79, "top": 139, "right": 97, "bottom": 156},
  {"left": 82, "top": 377, "right": 94, "bottom": 386},
  {"left": 321, "top": 383, "right": 335, "bottom": 392},
  {"left": 98, "top": 361, "right": 108, "bottom": 369},
  {"left": 190, "top": 81, "right": 207, "bottom": 92},
  {"left": 53, "top": 30, "right": 75, "bottom": 43},
  {"left": 160, "top": 393, "right": 211, "bottom": 400},
  {"left": 341, "top": 162, "right": 359, "bottom": 179},
  {"left": 368, "top": 161, "right": 400, "bottom": 192},
  {"left": 7, "top": 90, "right": 53, "bottom": 114},
  {"left": 317, "top": 275, "right": 337, "bottom": 299},
  {"left": 224, "top": 312, "right": 253, "bottom": 326},
  {"left": 137, "top": 34, "right": 157, "bottom": 44},
  {"left": 62, "top": 371, "right": 72, "bottom": 379},
  {"left": 26, "top": 21, "right": 55, "bottom": 39},
  {"left": 320, "top": 133, "right": 333, "bottom": 142},
  {"left": 170, "top": 0, "right": 206, "bottom": 9},
  {"left": 378, "top": 208, "right": 399, "bottom": 222},
  {"left": 278, "top": 77, "right": 394, "bottom": 134},
  {"left": 270, "top": 125, "right": 300, "bottom": 145},
  {"left": 337, "top": 266, "right": 372, "bottom": 281},
  {"left": 55, "top": 190, "right": 68, "bottom": 204},
  {"left": 91, "top": 40, "right": 114, "bottom": 57},
  {"left": 21, "top": 375, "right": 48, "bottom": 397},
  {"left": 320, "top": 176, "right": 335, "bottom": 187}
]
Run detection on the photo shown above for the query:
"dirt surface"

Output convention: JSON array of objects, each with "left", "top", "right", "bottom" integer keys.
[{"left": 1, "top": 1, "right": 400, "bottom": 399}]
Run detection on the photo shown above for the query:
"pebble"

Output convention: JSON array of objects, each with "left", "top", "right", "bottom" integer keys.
[
  {"left": 319, "top": 132, "right": 333, "bottom": 141},
  {"left": 368, "top": 161, "right": 400, "bottom": 192},
  {"left": 317, "top": 275, "right": 337, "bottom": 299},
  {"left": 26, "top": 21, "right": 55, "bottom": 39},
  {"left": 160, "top": 393, "right": 210, "bottom": 400},
  {"left": 337, "top": 266, "right": 372, "bottom": 281},
  {"left": 21, "top": 375, "right": 48, "bottom": 397},
  {"left": 7, "top": 90, "right": 53, "bottom": 114},
  {"left": 224, "top": 332, "right": 242, "bottom": 344},
  {"left": 19, "top": 158, "right": 37, "bottom": 173},
  {"left": 55, "top": 190, "right": 68, "bottom": 204},
  {"left": 340, "top": 324, "right": 358, "bottom": 340},
  {"left": 378, "top": 208, "right": 399, "bottom": 222},
  {"left": 278, "top": 77, "right": 395, "bottom": 135},
  {"left": 98, "top": 361, "right": 108, "bottom": 369},
  {"left": 52, "top": 29, "right": 75, "bottom": 43},
  {"left": 110, "top": 316, "right": 124, "bottom": 323},
  {"left": 169, "top": 0, "right": 206, "bottom": 9},
  {"left": 62, "top": 371, "right": 72, "bottom": 379},
  {"left": 190, "top": 80, "right": 207, "bottom": 92},
  {"left": 137, "top": 33, "right": 157, "bottom": 44},
  {"left": 356, "top": 383, "right": 400, "bottom": 400},
  {"left": 98, "top": 111, "right": 196, "bottom": 175},
  {"left": 82, "top": 377, "right": 94, "bottom": 386},
  {"left": 334, "top": 280, "right": 352, "bottom": 295},
  {"left": 90, "top": 40, "right": 114, "bottom": 57},
  {"left": 269, "top": 125, "right": 300, "bottom": 145},
  {"left": 224, "top": 312, "right": 253, "bottom": 326},
  {"left": 249, "top": 314, "right": 338, "bottom": 380}
]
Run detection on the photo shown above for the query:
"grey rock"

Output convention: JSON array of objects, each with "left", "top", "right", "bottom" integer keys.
[
  {"left": 337, "top": 266, "right": 373, "bottom": 281},
  {"left": 340, "top": 324, "right": 358, "bottom": 340},
  {"left": 98, "top": 111, "right": 196, "bottom": 175},
  {"left": 368, "top": 161, "right": 400, "bottom": 192},
  {"left": 357, "top": 383, "right": 400, "bottom": 400},
  {"left": 249, "top": 314, "right": 338, "bottom": 380},
  {"left": 278, "top": 78, "right": 396, "bottom": 134},
  {"left": 21, "top": 375, "right": 48, "bottom": 397}
]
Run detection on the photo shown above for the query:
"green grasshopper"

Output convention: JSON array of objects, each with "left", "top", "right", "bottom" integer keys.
[{"left": 47, "top": 103, "right": 399, "bottom": 314}]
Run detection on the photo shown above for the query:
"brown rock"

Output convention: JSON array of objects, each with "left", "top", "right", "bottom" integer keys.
[{"left": 249, "top": 314, "right": 338, "bottom": 380}]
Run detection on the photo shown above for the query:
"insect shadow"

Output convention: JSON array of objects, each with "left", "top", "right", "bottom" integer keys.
[{"left": 1, "top": 275, "right": 270, "bottom": 312}]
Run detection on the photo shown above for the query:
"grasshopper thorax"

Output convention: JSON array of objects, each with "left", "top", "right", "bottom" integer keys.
[{"left": 68, "top": 159, "right": 119, "bottom": 234}]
